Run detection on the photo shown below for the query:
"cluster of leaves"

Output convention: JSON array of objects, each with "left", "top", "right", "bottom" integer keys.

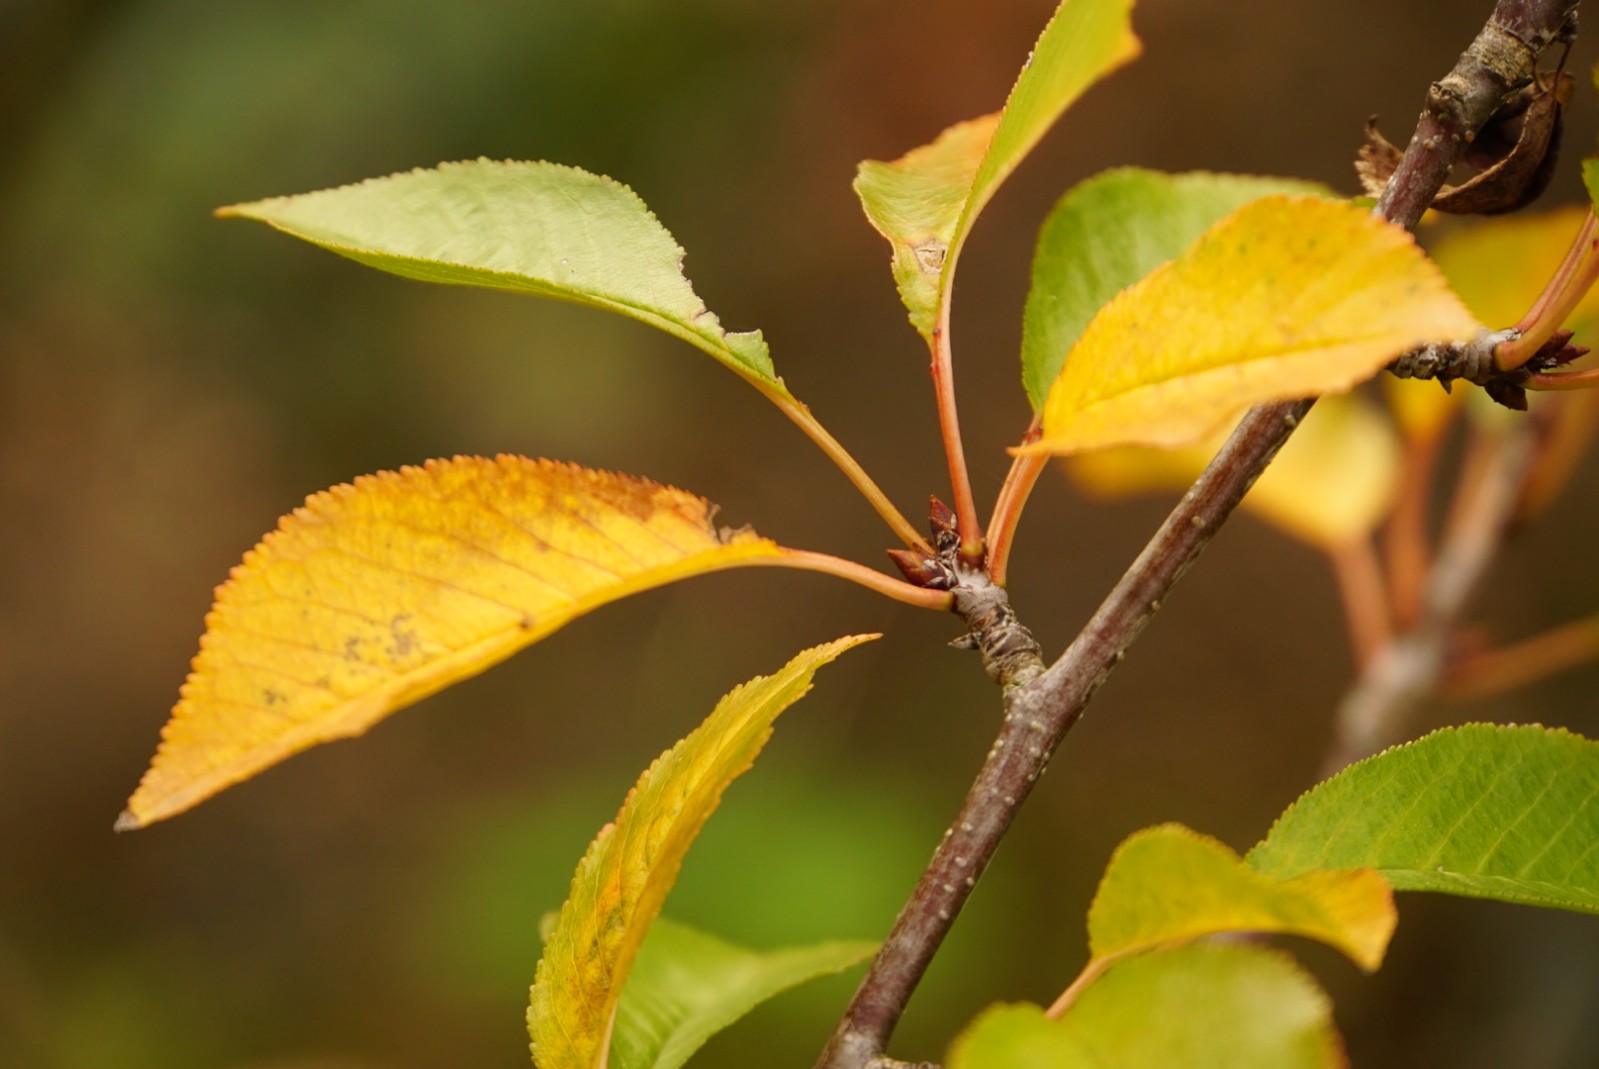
[{"left": 119, "top": 0, "right": 1599, "bottom": 1065}]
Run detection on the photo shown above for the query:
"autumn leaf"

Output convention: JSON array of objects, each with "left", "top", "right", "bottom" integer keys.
[
  {"left": 219, "top": 160, "right": 778, "bottom": 391},
  {"left": 1069, "top": 393, "right": 1401, "bottom": 550},
  {"left": 1020, "top": 195, "right": 1482, "bottom": 456},
  {"left": 1021, "top": 168, "right": 1330, "bottom": 410},
  {"left": 854, "top": 0, "right": 1139, "bottom": 340},
  {"left": 1085, "top": 824, "right": 1393, "bottom": 976},
  {"left": 527, "top": 636, "right": 877, "bottom": 1069},
  {"left": 120, "top": 456, "right": 790, "bottom": 829}
]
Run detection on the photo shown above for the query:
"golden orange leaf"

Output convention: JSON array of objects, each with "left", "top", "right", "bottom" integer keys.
[
  {"left": 527, "top": 636, "right": 877, "bottom": 1069},
  {"left": 1022, "top": 196, "right": 1482, "bottom": 456},
  {"left": 120, "top": 456, "right": 786, "bottom": 829}
]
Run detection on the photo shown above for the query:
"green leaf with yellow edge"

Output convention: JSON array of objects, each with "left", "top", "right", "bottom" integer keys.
[
  {"left": 1068, "top": 393, "right": 1401, "bottom": 550},
  {"left": 120, "top": 456, "right": 790, "bottom": 830},
  {"left": 611, "top": 918, "right": 875, "bottom": 1069},
  {"left": 1087, "top": 824, "right": 1393, "bottom": 975},
  {"left": 854, "top": 0, "right": 1139, "bottom": 339},
  {"left": 1249, "top": 724, "right": 1599, "bottom": 914},
  {"left": 219, "top": 160, "right": 777, "bottom": 389},
  {"left": 1021, "top": 195, "right": 1482, "bottom": 457},
  {"left": 527, "top": 635, "right": 877, "bottom": 1069},
  {"left": 947, "top": 944, "right": 1343, "bottom": 1069},
  {"left": 1022, "top": 168, "right": 1330, "bottom": 410}
]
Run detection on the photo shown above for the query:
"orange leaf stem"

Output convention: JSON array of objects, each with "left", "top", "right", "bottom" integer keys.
[
  {"left": 1443, "top": 614, "right": 1599, "bottom": 700},
  {"left": 1524, "top": 366, "right": 1599, "bottom": 391},
  {"left": 985, "top": 420, "right": 1048, "bottom": 588},
  {"left": 1498, "top": 208, "right": 1599, "bottom": 371},
  {"left": 1327, "top": 536, "right": 1394, "bottom": 670},
  {"left": 1382, "top": 425, "right": 1447, "bottom": 630},
  {"left": 758, "top": 550, "right": 953, "bottom": 611},
  {"left": 756, "top": 381, "right": 930, "bottom": 552},
  {"left": 930, "top": 309, "right": 984, "bottom": 564}
]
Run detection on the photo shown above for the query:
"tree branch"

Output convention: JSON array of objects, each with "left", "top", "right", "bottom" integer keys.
[{"left": 815, "top": 2, "right": 1579, "bottom": 1065}]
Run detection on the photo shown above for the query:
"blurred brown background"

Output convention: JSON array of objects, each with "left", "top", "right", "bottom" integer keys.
[{"left": 4, "top": 1, "right": 1599, "bottom": 1066}]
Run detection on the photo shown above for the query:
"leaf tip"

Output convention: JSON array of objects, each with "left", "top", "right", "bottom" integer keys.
[{"left": 113, "top": 809, "right": 143, "bottom": 833}]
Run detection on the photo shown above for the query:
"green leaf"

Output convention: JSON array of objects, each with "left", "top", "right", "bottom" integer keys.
[
  {"left": 1249, "top": 724, "right": 1599, "bottom": 914},
  {"left": 527, "top": 635, "right": 877, "bottom": 1069},
  {"left": 1088, "top": 823, "right": 1394, "bottom": 973},
  {"left": 219, "top": 159, "right": 778, "bottom": 388},
  {"left": 1021, "top": 168, "right": 1330, "bottom": 410},
  {"left": 947, "top": 944, "right": 1343, "bottom": 1069},
  {"left": 1020, "top": 196, "right": 1482, "bottom": 457},
  {"left": 610, "top": 918, "right": 874, "bottom": 1069},
  {"left": 854, "top": 0, "right": 1139, "bottom": 340}
]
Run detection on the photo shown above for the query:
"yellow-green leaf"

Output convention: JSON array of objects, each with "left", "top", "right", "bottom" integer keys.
[
  {"left": 1087, "top": 824, "right": 1394, "bottom": 974},
  {"left": 854, "top": 0, "right": 1139, "bottom": 339},
  {"left": 1022, "top": 195, "right": 1482, "bottom": 456},
  {"left": 120, "top": 456, "right": 788, "bottom": 829},
  {"left": 527, "top": 636, "right": 877, "bottom": 1069},
  {"left": 948, "top": 944, "right": 1343, "bottom": 1069},
  {"left": 220, "top": 160, "right": 778, "bottom": 388},
  {"left": 1068, "top": 393, "right": 1402, "bottom": 549}
]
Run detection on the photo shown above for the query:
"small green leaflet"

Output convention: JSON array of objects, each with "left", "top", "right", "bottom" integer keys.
[
  {"left": 611, "top": 918, "right": 874, "bottom": 1069},
  {"left": 1249, "top": 724, "right": 1599, "bottom": 914},
  {"left": 220, "top": 159, "right": 778, "bottom": 388},
  {"left": 1021, "top": 168, "right": 1329, "bottom": 410}
]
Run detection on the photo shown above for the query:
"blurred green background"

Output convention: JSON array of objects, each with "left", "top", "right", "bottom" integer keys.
[{"left": 5, "top": 1, "right": 1599, "bottom": 1067}]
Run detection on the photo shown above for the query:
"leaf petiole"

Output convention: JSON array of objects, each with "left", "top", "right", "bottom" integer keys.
[
  {"left": 756, "top": 549, "right": 953, "bottom": 610},
  {"left": 1497, "top": 208, "right": 1599, "bottom": 371}
]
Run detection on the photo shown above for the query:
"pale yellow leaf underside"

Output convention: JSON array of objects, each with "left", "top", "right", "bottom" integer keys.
[
  {"left": 528, "top": 635, "right": 877, "bottom": 1069},
  {"left": 122, "top": 456, "right": 785, "bottom": 828},
  {"left": 1069, "top": 394, "right": 1401, "bottom": 549},
  {"left": 1025, "top": 196, "right": 1482, "bottom": 456}
]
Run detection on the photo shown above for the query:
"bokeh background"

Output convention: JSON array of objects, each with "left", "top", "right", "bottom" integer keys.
[{"left": 5, "top": 1, "right": 1599, "bottom": 1067}]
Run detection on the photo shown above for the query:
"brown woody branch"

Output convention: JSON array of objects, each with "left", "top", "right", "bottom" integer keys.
[{"left": 816, "top": 2, "right": 1580, "bottom": 1067}]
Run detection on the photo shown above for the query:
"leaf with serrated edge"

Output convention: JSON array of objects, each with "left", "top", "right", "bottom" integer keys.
[
  {"left": 1249, "top": 724, "right": 1599, "bottom": 914},
  {"left": 947, "top": 944, "right": 1343, "bottom": 1069},
  {"left": 220, "top": 159, "right": 777, "bottom": 388},
  {"left": 1020, "top": 195, "right": 1482, "bottom": 457},
  {"left": 527, "top": 636, "right": 877, "bottom": 1069},
  {"left": 610, "top": 918, "right": 874, "bottom": 1069},
  {"left": 120, "top": 456, "right": 789, "bottom": 829},
  {"left": 854, "top": 0, "right": 1139, "bottom": 340},
  {"left": 1069, "top": 393, "right": 1401, "bottom": 550},
  {"left": 1022, "top": 168, "right": 1331, "bottom": 410},
  {"left": 1088, "top": 824, "right": 1393, "bottom": 974}
]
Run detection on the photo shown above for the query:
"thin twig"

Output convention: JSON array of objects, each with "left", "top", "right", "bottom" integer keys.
[
  {"left": 816, "top": 2, "right": 1578, "bottom": 1065},
  {"left": 1327, "top": 536, "right": 1394, "bottom": 669},
  {"left": 1322, "top": 425, "right": 1537, "bottom": 774},
  {"left": 1443, "top": 613, "right": 1599, "bottom": 700}
]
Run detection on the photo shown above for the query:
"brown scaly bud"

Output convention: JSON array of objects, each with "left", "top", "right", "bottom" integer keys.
[
  {"left": 928, "top": 497, "right": 961, "bottom": 560},
  {"left": 887, "top": 548, "right": 955, "bottom": 590}
]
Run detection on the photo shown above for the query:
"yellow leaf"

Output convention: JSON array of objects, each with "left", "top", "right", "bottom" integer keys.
[
  {"left": 1086, "top": 824, "right": 1395, "bottom": 975},
  {"left": 1068, "top": 394, "right": 1401, "bottom": 549},
  {"left": 527, "top": 636, "right": 877, "bottom": 1069},
  {"left": 120, "top": 456, "right": 787, "bottom": 829},
  {"left": 1022, "top": 196, "right": 1481, "bottom": 456}
]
